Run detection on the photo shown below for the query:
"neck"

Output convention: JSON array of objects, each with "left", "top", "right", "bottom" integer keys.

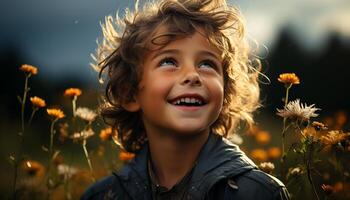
[{"left": 147, "top": 130, "right": 209, "bottom": 189}]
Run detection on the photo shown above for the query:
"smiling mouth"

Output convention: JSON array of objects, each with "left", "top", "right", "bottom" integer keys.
[{"left": 168, "top": 96, "right": 207, "bottom": 107}]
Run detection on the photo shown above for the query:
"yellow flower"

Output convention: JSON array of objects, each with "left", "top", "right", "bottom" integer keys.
[
  {"left": 19, "top": 64, "right": 38, "bottom": 75},
  {"left": 267, "top": 147, "right": 281, "bottom": 159},
  {"left": 250, "top": 149, "right": 268, "bottom": 162},
  {"left": 47, "top": 108, "right": 65, "bottom": 119},
  {"left": 30, "top": 96, "right": 46, "bottom": 108},
  {"left": 64, "top": 88, "right": 82, "bottom": 98},
  {"left": 278, "top": 73, "right": 300, "bottom": 85},
  {"left": 255, "top": 131, "right": 271, "bottom": 145},
  {"left": 119, "top": 151, "right": 135, "bottom": 162},
  {"left": 99, "top": 127, "right": 115, "bottom": 141}
]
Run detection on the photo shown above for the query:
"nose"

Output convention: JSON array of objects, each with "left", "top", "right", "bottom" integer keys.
[{"left": 180, "top": 66, "right": 202, "bottom": 86}]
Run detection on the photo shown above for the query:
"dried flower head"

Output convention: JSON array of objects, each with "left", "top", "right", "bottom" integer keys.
[
  {"left": 321, "top": 184, "right": 334, "bottom": 196},
  {"left": 259, "top": 162, "right": 275, "bottom": 174},
  {"left": 75, "top": 107, "right": 97, "bottom": 122},
  {"left": 278, "top": 73, "right": 300, "bottom": 86},
  {"left": 276, "top": 99, "right": 320, "bottom": 121},
  {"left": 47, "top": 108, "right": 65, "bottom": 119},
  {"left": 20, "top": 64, "right": 38, "bottom": 75},
  {"left": 119, "top": 151, "right": 135, "bottom": 162},
  {"left": 250, "top": 149, "right": 268, "bottom": 162},
  {"left": 255, "top": 131, "right": 271, "bottom": 145},
  {"left": 30, "top": 96, "right": 46, "bottom": 108},
  {"left": 311, "top": 121, "right": 327, "bottom": 131},
  {"left": 70, "top": 129, "right": 95, "bottom": 141},
  {"left": 99, "top": 127, "right": 115, "bottom": 141},
  {"left": 63, "top": 88, "right": 82, "bottom": 98},
  {"left": 57, "top": 164, "right": 78, "bottom": 180},
  {"left": 268, "top": 147, "right": 282, "bottom": 159},
  {"left": 21, "top": 160, "right": 45, "bottom": 177},
  {"left": 289, "top": 167, "right": 302, "bottom": 176}
]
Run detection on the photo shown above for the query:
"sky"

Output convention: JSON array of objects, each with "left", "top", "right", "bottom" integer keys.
[{"left": 1, "top": 0, "right": 349, "bottom": 82}]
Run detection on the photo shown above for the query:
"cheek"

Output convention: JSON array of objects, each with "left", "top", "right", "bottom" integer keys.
[{"left": 138, "top": 78, "right": 172, "bottom": 108}]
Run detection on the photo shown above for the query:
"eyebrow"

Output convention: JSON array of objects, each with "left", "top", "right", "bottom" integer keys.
[{"left": 151, "top": 49, "right": 221, "bottom": 61}]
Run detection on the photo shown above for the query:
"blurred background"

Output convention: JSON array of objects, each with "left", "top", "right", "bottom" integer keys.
[{"left": 1, "top": 0, "right": 350, "bottom": 199}]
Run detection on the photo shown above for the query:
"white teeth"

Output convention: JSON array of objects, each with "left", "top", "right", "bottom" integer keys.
[{"left": 171, "top": 97, "right": 204, "bottom": 105}]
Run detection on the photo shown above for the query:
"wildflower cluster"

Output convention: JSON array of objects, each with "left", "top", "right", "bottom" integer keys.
[{"left": 9, "top": 64, "right": 134, "bottom": 199}]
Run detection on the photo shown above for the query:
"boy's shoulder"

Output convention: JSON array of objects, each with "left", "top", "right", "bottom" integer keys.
[{"left": 209, "top": 169, "right": 290, "bottom": 200}]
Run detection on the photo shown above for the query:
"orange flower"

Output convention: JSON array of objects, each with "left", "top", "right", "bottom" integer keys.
[
  {"left": 268, "top": 147, "right": 281, "bottom": 159},
  {"left": 99, "top": 127, "right": 115, "bottom": 141},
  {"left": 321, "top": 130, "right": 349, "bottom": 147},
  {"left": 19, "top": 64, "right": 38, "bottom": 75},
  {"left": 119, "top": 151, "right": 135, "bottom": 162},
  {"left": 21, "top": 160, "right": 45, "bottom": 177},
  {"left": 311, "top": 121, "right": 327, "bottom": 131},
  {"left": 47, "top": 108, "right": 65, "bottom": 119},
  {"left": 255, "top": 131, "right": 271, "bottom": 145},
  {"left": 250, "top": 149, "right": 268, "bottom": 162},
  {"left": 64, "top": 88, "right": 82, "bottom": 98},
  {"left": 30, "top": 96, "right": 46, "bottom": 108},
  {"left": 278, "top": 73, "right": 300, "bottom": 85}
]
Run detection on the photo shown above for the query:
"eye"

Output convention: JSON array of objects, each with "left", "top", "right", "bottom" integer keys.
[
  {"left": 159, "top": 57, "right": 177, "bottom": 67},
  {"left": 198, "top": 59, "right": 217, "bottom": 69}
]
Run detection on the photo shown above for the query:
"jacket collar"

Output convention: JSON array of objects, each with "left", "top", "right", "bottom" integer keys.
[{"left": 115, "top": 133, "right": 256, "bottom": 200}]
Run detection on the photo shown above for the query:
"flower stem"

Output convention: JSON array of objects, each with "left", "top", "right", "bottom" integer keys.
[
  {"left": 27, "top": 107, "right": 38, "bottom": 127},
  {"left": 280, "top": 84, "right": 291, "bottom": 181},
  {"left": 306, "top": 144, "right": 320, "bottom": 200},
  {"left": 72, "top": 96, "right": 77, "bottom": 117},
  {"left": 46, "top": 118, "right": 58, "bottom": 198},
  {"left": 82, "top": 139, "right": 95, "bottom": 182},
  {"left": 13, "top": 74, "right": 31, "bottom": 197}
]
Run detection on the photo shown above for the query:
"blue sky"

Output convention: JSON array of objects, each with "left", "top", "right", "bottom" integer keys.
[{"left": 1, "top": 0, "right": 349, "bottom": 82}]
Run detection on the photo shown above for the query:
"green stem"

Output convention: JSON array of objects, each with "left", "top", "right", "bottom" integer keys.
[
  {"left": 280, "top": 84, "right": 291, "bottom": 181},
  {"left": 27, "top": 107, "right": 38, "bottom": 127},
  {"left": 306, "top": 144, "right": 320, "bottom": 200},
  {"left": 46, "top": 118, "right": 57, "bottom": 198},
  {"left": 21, "top": 74, "right": 30, "bottom": 135},
  {"left": 13, "top": 74, "right": 31, "bottom": 198},
  {"left": 82, "top": 139, "right": 95, "bottom": 182}
]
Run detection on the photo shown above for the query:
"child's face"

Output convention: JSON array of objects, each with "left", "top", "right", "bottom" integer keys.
[{"left": 134, "top": 31, "right": 224, "bottom": 136}]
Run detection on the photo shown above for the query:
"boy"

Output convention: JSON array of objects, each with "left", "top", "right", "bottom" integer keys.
[{"left": 83, "top": 0, "right": 290, "bottom": 199}]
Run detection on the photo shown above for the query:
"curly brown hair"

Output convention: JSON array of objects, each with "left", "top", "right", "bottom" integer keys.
[{"left": 92, "top": 0, "right": 261, "bottom": 153}]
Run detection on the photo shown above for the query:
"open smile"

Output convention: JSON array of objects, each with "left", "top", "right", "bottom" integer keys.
[{"left": 167, "top": 94, "right": 208, "bottom": 110}]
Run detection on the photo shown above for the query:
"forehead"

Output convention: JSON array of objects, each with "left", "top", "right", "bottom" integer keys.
[{"left": 145, "top": 25, "right": 223, "bottom": 58}]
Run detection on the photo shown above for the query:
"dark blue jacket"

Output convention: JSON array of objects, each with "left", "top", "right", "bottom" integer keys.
[{"left": 81, "top": 134, "right": 290, "bottom": 199}]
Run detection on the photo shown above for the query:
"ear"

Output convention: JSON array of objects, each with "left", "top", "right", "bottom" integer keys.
[{"left": 122, "top": 100, "right": 141, "bottom": 112}]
